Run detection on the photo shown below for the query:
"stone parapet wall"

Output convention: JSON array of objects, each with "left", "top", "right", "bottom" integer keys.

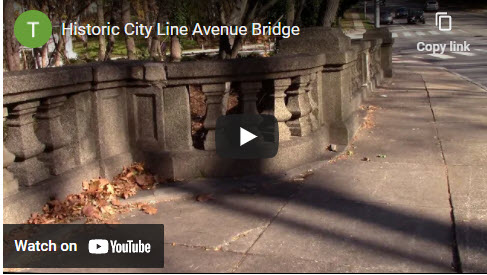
[{"left": 3, "top": 27, "right": 393, "bottom": 223}]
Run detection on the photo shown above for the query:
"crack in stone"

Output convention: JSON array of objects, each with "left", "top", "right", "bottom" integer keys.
[
  {"left": 216, "top": 226, "right": 267, "bottom": 251},
  {"left": 422, "top": 75, "right": 463, "bottom": 273}
]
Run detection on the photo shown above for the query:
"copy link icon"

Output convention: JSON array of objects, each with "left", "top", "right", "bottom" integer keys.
[
  {"left": 435, "top": 12, "right": 452, "bottom": 31},
  {"left": 14, "top": 10, "right": 52, "bottom": 48}
]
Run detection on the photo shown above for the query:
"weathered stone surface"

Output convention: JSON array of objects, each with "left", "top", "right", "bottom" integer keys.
[
  {"left": 165, "top": 54, "right": 326, "bottom": 82},
  {"left": 145, "top": 63, "right": 166, "bottom": 81},
  {"left": 163, "top": 86, "right": 193, "bottom": 151},
  {"left": 4, "top": 65, "right": 92, "bottom": 94},
  {"left": 286, "top": 76, "right": 312, "bottom": 136},
  {"left": 278, "top": 27, "right": 352, "bottom": 56},
  {"left": 322, "top": 63, "right": 356, "bottom": 144},
  {"left": 365, "top": 28, "right": 393, "bottom": 78},
  {"left": 63, "top": 92, "right": 97, "bottom": 165},
  {"left": 5, "top": 101, "right": 50, "bottom": 186},
  {"left": 3, "top": 145, "right": 18, "bottom": 197},
  {"left": 263, "top": 78, "right": 293, "bottom": 140},
  {"left": 130, "top": 65, "right": 144, "bottom": 80},
  {"left": 93, "top": 62, "right": 133, "bottom": 83},
  {"left": 36, "top": 96, "right": 76, "bottom": 175},
  {"left": 94, "top": 88, "right": 130, "bottom": 159},
  {"left": 202, "top": 83, "right": 225, "bottom": 150}
]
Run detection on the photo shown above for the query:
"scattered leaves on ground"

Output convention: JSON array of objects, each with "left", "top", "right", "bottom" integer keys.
[
  {"left": 361, "top": 105, "right": 380, "bottom": 129},
  {"left": 27, "top": 162, "right": 159, "bottom": 224}
]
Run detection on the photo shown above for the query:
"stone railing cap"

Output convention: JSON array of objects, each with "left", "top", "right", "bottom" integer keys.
[
  {"left": 166, "top": 54, "right": 326, "bottom": 80},
  {"left": 4, "top": 65, "right": 93, "bottom": 95},
  {"left": 277, "top": 27, "right": 352, "bottom": 55},
  {"left": 363, "top": 28, "right": 394, "bottom": 44}
]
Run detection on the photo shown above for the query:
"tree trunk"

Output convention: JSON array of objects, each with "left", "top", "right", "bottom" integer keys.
[
  {"left": 150, "top": 0, "right": 166, "bottom": 61},
  {"left": 230, "top": 35, "right": 244, "bottom": 59},
  {"left": 218, "top": 35, "right": 232, "bottom": 59},
  {"left": 97, "top": 0, "right": 106, "bottom": 61},
  {"left": 53, "top": 33, "right": 65, "bottom": 66},
  {"left": 286, "top": 0, "right": 296, "bottom": 26},
  {"left": 319, "top": 0, "right": 341, "bottom": 27},
  {"left": 217, "top": 0, "right": 248, "bottom": 59},
  {"left": 294, "top": 0, "right": 306, "bottom": 25},
  {"left": 122, "top": 0, "right": 136, "bottom": 59},
  {"left": 170, "top": 35, "right": 182, "bottom": 62},
  {"left": 143, "top": 0, "right": 152, "bottom": 51},
  {"left": 104, "top": 0, "right": 119, "bottom": 61},
  {"left": 41, "top": 44, "right": 49, "bottom": 67},
  {"left": 4, "top": 0, "right": 21, "bottom": 71}
]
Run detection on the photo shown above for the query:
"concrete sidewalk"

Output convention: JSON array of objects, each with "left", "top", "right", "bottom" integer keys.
[{"left": 23, "top": 64, "right": 487, "bottom": 273}]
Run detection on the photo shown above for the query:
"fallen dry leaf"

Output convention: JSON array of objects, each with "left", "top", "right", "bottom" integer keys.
[
  {"left": 136, "top": 203, "right": 158, "bottom": 215},
  {"left": 142, "top": 205, "right": 158, "bottom": 215},
  {"left": 82, "top": 204, "right": 97, "bottom": 218}
]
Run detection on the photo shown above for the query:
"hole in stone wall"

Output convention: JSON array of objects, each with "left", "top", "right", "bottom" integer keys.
[
  {"left": 189, "top": 85, "right": 207, "bottom": 150},
  {"left": 225, "top": 82, "right": 240, "bottom": 115}
]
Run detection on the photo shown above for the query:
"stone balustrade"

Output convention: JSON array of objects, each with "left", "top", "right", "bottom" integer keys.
[{"left": 3, "top": 27, "right": 393, "bottom": 223}]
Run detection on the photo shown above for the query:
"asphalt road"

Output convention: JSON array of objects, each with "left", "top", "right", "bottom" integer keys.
[{"left": 366, "top": 0, "right": 487, "bottom": 88}]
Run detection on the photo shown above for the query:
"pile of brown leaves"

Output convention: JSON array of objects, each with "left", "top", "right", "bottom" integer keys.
[{"left": 27, "top": 163, "right": 159, "bottom": 224}]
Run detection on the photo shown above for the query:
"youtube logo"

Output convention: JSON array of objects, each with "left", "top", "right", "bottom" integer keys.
[
  {"left": 215, "top": 114, "right": 278, "bottom": 159},
  {"left": 88, "top": 239, "right": 109, "bottom": 254}
]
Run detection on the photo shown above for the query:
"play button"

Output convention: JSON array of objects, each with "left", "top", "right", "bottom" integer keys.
[
  {"left": 215, "top": 114, "right": 278, "bottom": 159},
  {"left": 88, "top": 239, "right": 109, "bottom": 254},
  {"left": 240, "top": 127, "right": 257, "bottom": 146}
]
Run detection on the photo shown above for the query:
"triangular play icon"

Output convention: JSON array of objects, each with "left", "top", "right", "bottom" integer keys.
[{"left": 240, "top": 127, "right": 257, "bottom": 146}]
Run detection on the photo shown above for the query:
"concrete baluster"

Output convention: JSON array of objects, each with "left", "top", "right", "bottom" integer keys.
[
  {"left": 5, "top": 101, "right": 50, "bottom": 186},
  {"left": 307, "top": 73, "right": 320, "bottom": 131},
  {"left": 286, "top": 75, "right": 312, "bottom": 137},
  {"left": 240, "top": 82, "right": 261, "bottom": 115},
  {"left": 36, "top": 96, "right": 75, "bottom": 175},
  {"left": 3, "top": 107, "right": 18, "bottom": 197},
  {"left": 202, "top": 83, "right": 226, "bottom": 150},
  {"left": 268, "top": 79, "right": 292, "bottom": 141},
  {"left": 240, "top": 82, "right": 264, "bottom": 140}
]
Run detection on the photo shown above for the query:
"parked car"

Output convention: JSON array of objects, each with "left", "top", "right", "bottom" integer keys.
[
  {"left": 408, "top": 9, "right": 426, "bottom": 24},
  {"left": 395, "top": 7, "right": 409, "bottom": 19},
  {"left": 424, "top": 0, "right": 439, "bottom": 12},
  {"left": 381, "top": 11, "right": 395, "bottom": 24}
]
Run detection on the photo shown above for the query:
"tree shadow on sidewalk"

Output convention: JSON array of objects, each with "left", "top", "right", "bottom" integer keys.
[{"left": 160, "top": 171, "right": 486, "bottom": 272}]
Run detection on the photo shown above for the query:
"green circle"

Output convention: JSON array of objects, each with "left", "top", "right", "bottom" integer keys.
[{"left": 14, "top": 10, "right": 52, "bottom": 48}]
